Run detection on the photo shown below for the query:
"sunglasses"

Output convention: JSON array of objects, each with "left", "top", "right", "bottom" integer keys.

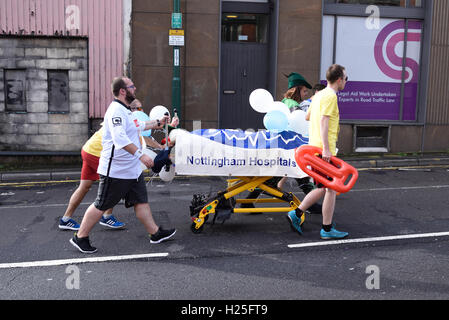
[{"left": 126, "top": 85, "right": 136, "bottom": 89}]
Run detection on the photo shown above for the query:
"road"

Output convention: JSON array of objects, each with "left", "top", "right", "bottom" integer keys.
[{"left": 1, "top": 166, "right": 449, "bottom": 306}]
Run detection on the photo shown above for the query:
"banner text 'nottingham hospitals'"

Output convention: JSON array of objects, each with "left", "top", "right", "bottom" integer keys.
[{"left": 187, "top": 156, "right": 297, "bottom": 168}]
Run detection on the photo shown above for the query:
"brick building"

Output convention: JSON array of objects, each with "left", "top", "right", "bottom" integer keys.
[{"left": 0, "top": 0, "right": 126, "bottom": 155}]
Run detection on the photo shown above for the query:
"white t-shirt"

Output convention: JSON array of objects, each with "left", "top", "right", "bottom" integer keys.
[{"left": 97, "top": 99, "right": 146, "bottom": 179}]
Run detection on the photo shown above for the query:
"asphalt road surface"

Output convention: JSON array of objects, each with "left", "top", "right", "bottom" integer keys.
[{"left": 1, "top": 166, "right": 449, "bottom": 306}]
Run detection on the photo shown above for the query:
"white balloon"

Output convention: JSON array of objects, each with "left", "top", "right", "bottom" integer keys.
[
  {"left": 268, "top": 101, "right": 291, "bottom": 118},
  {"left": 149, "top": 105, "right": 170, "bottom": 121},
  {"left": 168, "top": 128, "right": 182, "bottom": 142},
  {"left": 140, "top": 148, "right": 157, "bottom": 171},
  {"left": 288, "top": 110, "right": 309, "bottom": 136},
  {"left": 249, "top": 89, "right": 274, "bottom": 113},
  {"left": 169, "top": 146, "right": 176, "bottom": 164},
  {"left": 159, "top": 164, "right": 175, "bottom": 182}
]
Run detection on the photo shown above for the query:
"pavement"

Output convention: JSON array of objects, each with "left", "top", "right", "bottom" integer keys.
[{"left": 1, "top": 153, "right": 449, "bottom": 182}]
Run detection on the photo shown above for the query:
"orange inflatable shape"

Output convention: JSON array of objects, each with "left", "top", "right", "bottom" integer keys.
[{"left": 295, "top": 145, "right": 358, "bottom": 194}]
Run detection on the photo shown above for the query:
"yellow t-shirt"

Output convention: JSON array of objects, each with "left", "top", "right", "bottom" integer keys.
[
  {"left": 82, "top": 127, "right": 103, "bottom": 157},
  {"left": 82, "top": 126, "right": 146, "bottom": 158},
  {"left": 308, "top": 87, "right": 340, "bottom": 156}
]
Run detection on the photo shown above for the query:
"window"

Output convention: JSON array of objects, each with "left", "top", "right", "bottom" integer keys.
[
  {"left": 48, "top": 70, "right": 69, "bottom": 113},
  {"left": 354, "top": 125, "right": 390, "bottom": 152},
  {"left": 324, "top": 0, "right": 423, "bottom": 7},
  {"left": 221, "top": 13, "right": 269, "bottom": 43},
  {"left": 4, "top": 69, "right": 27, "bottom": 113},
  {"left": 321, "top": 1, "right": 427, "bottom": 122}
]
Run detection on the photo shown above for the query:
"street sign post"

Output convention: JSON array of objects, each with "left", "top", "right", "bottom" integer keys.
[{"left": 171, "top": 0, "right": 181, "bottom": 122}]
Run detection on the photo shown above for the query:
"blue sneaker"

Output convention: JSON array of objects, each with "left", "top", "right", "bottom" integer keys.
[
  {"left": 320, "top": 227, "right": 349, "bottom": 240},
  {"left": 286, "top": 210, "right": 304, "bottom": 235},
  {"left": 99, "top": 215, "right": 125, "bottom": 229},
  {"left": 59, "top": 218, "right": 80, "bottom": 231}
]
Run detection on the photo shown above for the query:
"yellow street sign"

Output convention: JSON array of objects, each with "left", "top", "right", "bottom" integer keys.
[{"left": 169, "top": 29, "right": 184, "bottom": 36}]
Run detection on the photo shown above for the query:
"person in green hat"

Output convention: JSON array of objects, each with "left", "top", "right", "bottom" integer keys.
[
  {"left": 282, "top": 72, "right": 312, "bottom": 111},
  {"left": 240, "top": 72, "right": 322, "bottom": 215},
  {"left": 278, "top": 72, "right": 322, "bottom": 214}
]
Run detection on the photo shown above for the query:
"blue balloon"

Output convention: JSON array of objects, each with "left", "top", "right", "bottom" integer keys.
[
  {"left": 133, "top": 111, "right": 152, "bottom": 137},
  {"left": 141, "top": 128, "right": 152, "bottom": 137},
  {"left": 263, "top": 110, "right": 289, "bottom": 132}
]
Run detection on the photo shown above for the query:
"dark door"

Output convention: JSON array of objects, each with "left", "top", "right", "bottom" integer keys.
[{"left": 220, "top": 10, "right": 270, "bottom": 131}]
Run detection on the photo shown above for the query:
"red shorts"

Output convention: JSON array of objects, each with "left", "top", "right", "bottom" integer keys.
[{"left": 81, "top": 149, "right": 100, "bottom": 181}]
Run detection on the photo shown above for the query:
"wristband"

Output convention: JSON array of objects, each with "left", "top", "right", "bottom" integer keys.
[{"left": 134, "top": 149, "right": 143, "bottom": 159}]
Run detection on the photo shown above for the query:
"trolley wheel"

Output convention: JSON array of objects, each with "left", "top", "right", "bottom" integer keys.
[{"left": 191, "top": 222, "right": 204, "bottom": 234}]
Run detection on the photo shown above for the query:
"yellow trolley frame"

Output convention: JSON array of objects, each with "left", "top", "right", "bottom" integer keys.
[{"left": 190, "top": 176, "right": 305, "bottom": 233}]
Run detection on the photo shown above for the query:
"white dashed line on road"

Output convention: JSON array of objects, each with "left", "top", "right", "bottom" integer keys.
[
  {"left": 288, "top": 231, "right": 449, "bottom": 249},
  {"left": 0, "top": 252, "right": 169, "bottom": 269}
]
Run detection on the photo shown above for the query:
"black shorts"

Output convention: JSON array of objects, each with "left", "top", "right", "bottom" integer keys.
[
  {"left": 94, "top": 173, "right": 148, "bottom": 211},
  {"left": 312, "top": 162, "right": 334, "bottom": 189}
]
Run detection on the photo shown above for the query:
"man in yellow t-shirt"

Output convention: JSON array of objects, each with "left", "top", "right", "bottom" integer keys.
[
  {"left": 308, "top": 87, "right": 340, "bottom": 157},
  {"left": 59, "top": 126, "right": 126, "bottom": 230},
  {"left": 286, "top": 64, "right": 349, "bottom": 240}
]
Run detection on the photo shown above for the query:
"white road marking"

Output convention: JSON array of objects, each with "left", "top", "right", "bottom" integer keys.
[
  {"left": 350, "top": 185, "right": 449, "bottom": 192},
  {"left": 0, "top": 202, "right": 92, "bottom": 210},
  {"left": 0, "top": 252, "right": 169, "bottom": 269},
  {"left": 288, "top": 231, "right": 449, "bottom": 249}
]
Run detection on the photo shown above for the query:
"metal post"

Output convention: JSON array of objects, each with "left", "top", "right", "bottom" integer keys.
[{"left": 172, "top": 0, "right": 181, "bottom": 121}]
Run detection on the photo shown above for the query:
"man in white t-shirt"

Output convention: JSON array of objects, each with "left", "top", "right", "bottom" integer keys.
[{"left": 70, "top": 77, "right": 176, "bottom": 253}]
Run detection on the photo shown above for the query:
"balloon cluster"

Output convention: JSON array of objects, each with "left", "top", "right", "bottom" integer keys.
[
  {"left": 249, "top": 89, "right": 309, "bottom": 136},
  {"left": 133, "top": 105, "right": 171, "bottom": 137}
]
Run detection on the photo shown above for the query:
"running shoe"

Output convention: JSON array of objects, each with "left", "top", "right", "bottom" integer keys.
[
  {"left": 70, "top": 234, "right": 97, "bottom": 253},
  {"left": 59, "top": 218, "right": 80, "bottom": 231},
  {"left": 150, "top": 227, "right": 176, "bottom": 244},
  {"left": 286, "top": 210, "right": 304, "bottom": 235},
  {"left": 320, "top": 227, "right": 349, "bottom": 240},
  {"left": 99, "top": 215, "right": 125, "bottom": 229}
]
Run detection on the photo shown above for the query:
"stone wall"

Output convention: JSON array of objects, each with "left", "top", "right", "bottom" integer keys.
[{"left": 0, "top": 36, "right": 89, "bottom": 152}]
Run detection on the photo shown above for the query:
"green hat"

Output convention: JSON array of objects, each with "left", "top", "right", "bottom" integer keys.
[{"left": 285, "top": 72, "right": 312, "bottom": 90}]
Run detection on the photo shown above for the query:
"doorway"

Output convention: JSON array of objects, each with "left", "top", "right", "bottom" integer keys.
[{"left": 219, "top": 1, "right": 274, "bottom": 130}]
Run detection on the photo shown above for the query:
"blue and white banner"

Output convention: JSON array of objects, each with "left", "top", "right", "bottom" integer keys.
[{"left": 174, "top": 129, "right": 309, "bottom": 178}]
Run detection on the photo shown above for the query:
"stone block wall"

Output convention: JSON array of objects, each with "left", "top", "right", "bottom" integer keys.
[{"left": 0, "top": 37, "right": 89, "bottom": 152}]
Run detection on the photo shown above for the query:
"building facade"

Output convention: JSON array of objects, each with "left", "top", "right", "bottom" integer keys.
[
  {"left": 1, "top": 0, "right": 448, "bottom": 156},
  {"left": 132, "top": 0, "right": 448, "bottom": 154}
]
